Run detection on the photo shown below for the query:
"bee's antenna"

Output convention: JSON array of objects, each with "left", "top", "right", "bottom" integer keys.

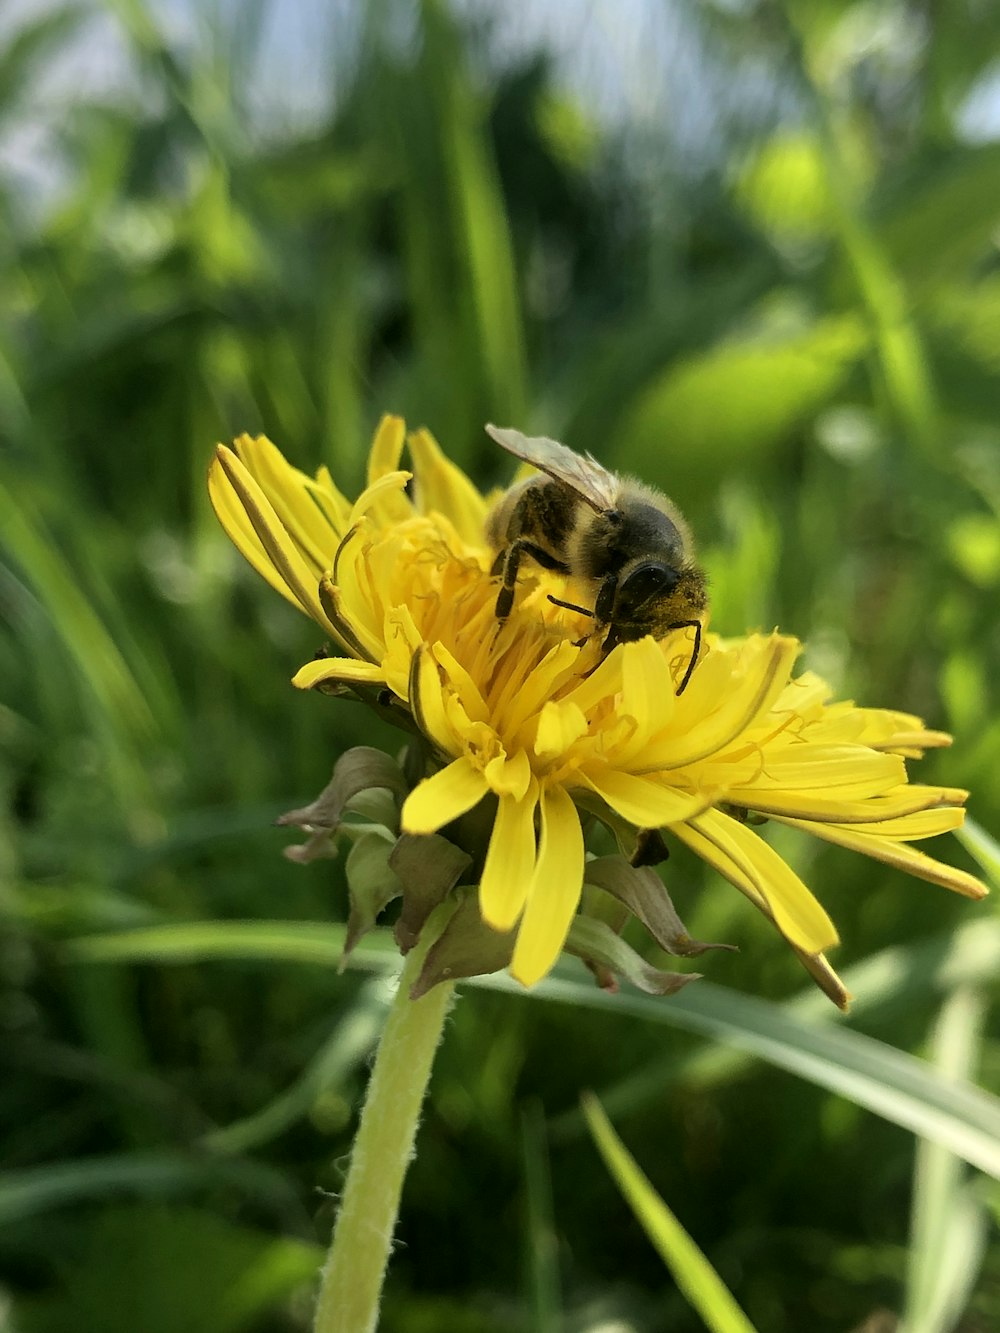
[
  {"left": 672, "top": 620, "right": 702, "bottom": 695},
  {"left": 548, "top": 595, "right": 594, "bottom": 617}
]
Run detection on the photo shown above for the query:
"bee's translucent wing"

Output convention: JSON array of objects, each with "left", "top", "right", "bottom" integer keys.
[{"left": 485, "top": 424, "right": 618, "bottom": 512}]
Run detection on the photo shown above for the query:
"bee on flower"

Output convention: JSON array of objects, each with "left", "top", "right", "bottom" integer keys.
[{"left": 209, "top": 415, "right": 986, "bottom": 1007}]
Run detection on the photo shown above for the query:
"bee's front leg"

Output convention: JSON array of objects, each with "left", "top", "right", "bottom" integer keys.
[{"left": 594, "top": 574, "right": 620, "bottom": 656}]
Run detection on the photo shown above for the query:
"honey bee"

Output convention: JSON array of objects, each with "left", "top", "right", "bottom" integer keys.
[{"left": 485, "top": 424, "right": 708, "bottom": 694}]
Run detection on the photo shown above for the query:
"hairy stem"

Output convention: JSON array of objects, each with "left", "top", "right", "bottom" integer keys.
[{"left": 313, "top": 920, "right": 456, "bottom": 1333}]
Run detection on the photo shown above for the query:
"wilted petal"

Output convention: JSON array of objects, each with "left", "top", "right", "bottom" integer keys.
[{"left": 565, "top": 916, "right": 700, "bottom": 996}]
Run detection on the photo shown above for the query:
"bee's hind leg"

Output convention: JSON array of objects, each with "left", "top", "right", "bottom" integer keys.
[
  {"left": 494, "top": 540, "right": 569, "bottom": 621},
  {"left": 494, "top": 544, "right": 522, "bottom": 620}
]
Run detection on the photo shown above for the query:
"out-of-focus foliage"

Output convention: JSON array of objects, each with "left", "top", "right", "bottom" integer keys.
[{"left": 1, "top": 1, "right": 999, "bottom": 1330}]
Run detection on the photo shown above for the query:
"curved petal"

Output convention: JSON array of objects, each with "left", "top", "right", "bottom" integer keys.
[
  {"left": 484, "top": 747, "right": 533, "bottom": 800},
  {"left": 676, "top": 809, "right": 840, "bottom": 954},
  {"left": 642, "top": 634, "right": 801, "bottom": 771},
  {"left": 409, "top": 645, "right": 460, "bottom": 756},
  {"left": 233, "top": 433, "right": 346, "bottom": 571},
  {"left": 534, "top": 700, "right": 589, "bottom": 759},
  {"left": 349, "top": 470, "right": 413, "bottom": 525},
  {"left": 210, "top": 446, "right": 339, "bottom": 636},
  {"left": 291, "top": 658, "right": 387, "bottom": 690},
  {"left": 401, "top": 757, "right": 489, "bottom": 835}
]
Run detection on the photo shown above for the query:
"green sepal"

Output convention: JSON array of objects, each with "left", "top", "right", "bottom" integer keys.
[
  {"left": 572, "top": 791, "right": 660, "bottom": 864},
  {"left": 277, "top": 747, "right": 406, "bottom": 862},
  {"left": 390, "top": 833, "right": 473, "bottom": 954},
  {"left": 343, "top": 833, "right": 404, "bottom": 964},
  {"left": 410, "top": 889, "right": 514, "bottom": 998},
  {"left": 565, "top": 917, "right": 701, "bottom": 997},
  {"left": 584, "top": 856, "right": 737, "bottom": 958}
]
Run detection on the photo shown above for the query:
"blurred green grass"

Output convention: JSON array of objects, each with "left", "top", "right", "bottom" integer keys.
[{"left": 2, "top": 2, "right": 1000, "bottom": 1330}]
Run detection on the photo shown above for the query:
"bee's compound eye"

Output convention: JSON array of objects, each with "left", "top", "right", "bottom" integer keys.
[{"left": 617, "top": 562, "right": 679, "bottom": 615}]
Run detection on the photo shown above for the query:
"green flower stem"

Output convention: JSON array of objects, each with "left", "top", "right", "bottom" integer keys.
[{"left": 313, "top": 917, "right": 456, "bottom": 1333}]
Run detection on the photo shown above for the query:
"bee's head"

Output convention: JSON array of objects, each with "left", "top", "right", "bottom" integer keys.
[
  {"left": 614, "top": 559, "right": 681, "bottom": 620},
  {"left": 604, "top": 558, "right": 708, "bottom": 650}
]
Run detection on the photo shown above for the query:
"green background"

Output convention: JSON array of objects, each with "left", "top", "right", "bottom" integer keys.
[{"left": 3, "top": 1, "right": 1000, "bottom": 1329}]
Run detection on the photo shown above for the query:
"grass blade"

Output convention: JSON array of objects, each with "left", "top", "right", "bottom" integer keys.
[{"left": 582, "top": 1093, "right": 758, "bottom": 1333}]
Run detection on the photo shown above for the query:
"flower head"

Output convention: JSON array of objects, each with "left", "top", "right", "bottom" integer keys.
[{"left": 209, "top": 415, "right": 986, "bottom": 1005}]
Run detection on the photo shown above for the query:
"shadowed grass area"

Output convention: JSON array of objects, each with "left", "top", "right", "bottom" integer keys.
[{"left": 2, "top": 2, "right": 999, "bottom": 1330}]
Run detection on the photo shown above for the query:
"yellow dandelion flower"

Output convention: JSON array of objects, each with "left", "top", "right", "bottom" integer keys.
[{"left": 209, "top": 415, "right": 986, "bottom": 1006}]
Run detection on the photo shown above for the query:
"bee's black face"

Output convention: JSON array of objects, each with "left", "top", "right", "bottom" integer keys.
[{"left": 615, "top": 561, "right": 680, "bottom": 620}]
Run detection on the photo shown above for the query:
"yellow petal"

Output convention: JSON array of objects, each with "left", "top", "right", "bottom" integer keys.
[
  {"left": 832, "top": 807, "right": 965, "bottom": 840},
  {"left": 367, "top": 414, "right": 407, "bottom": 481},
  {"left": 560, "top": 648, "right": 624, "bottom": 716},
  {"left": 578, "top": 769, "right": 711, "bottom": 828},
  {"left": 534, "top": 700, "right": 589, "bottom": 759},
  {"left": 742, "top": 786, "right": 965, "bottom": 824},
  {"left": 640, "top": 634, "right": 800, "bottom": 771},
  {"left": 209, "top": 451, "right": 296, "bottom": 606},
  {"left": 619, "top": 637, "right": 676, "bottom": 737},
  {"left": 210, "top": 446, "right": 339, "bottom": 636},
  {"left": 408, "top": 427, "right": 490, "bottom": 544},
  {"left": 479, "top": 782, "right": 539, "bottom": 930},
  {"left": 484, "top": 747, "right": 533, "bottom": 799},
  {"left": 432, "top": 642, "right": 490, "bottom": 726},
  {"left": 401, "top": 756, "right": 489, "bottom": 835},
  {"left": 349, "top": 470, "right": 413, "bottom": 525},
  {"left": 291, "top": 658, "right": 387, "bottom": 690},
  {"left": 770, "top": 816, "right": 988, "bottom": 899},
  {"left": 502, "top": 641, "right": 581, "bottom": 737},
  {"left": 408, "top": 645, "right": 460, "bottom": 755},
  {"left": 510, "top": 785, "right": 585, "bottom": 986},
  {"left": 733, "top": 745, "right": 905, "bottom": 796},
  {"left": 318, "top": 574, "right": 383, "bottom": 663},
  {"left": 235, "top": 433, "right": 344, "bottom": 572},
  {"left": 311, "top": 465, "right": 354, "bottom": 531},
  {"left": 677, "top": 809, "right": 840, "bottom": 953}
]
